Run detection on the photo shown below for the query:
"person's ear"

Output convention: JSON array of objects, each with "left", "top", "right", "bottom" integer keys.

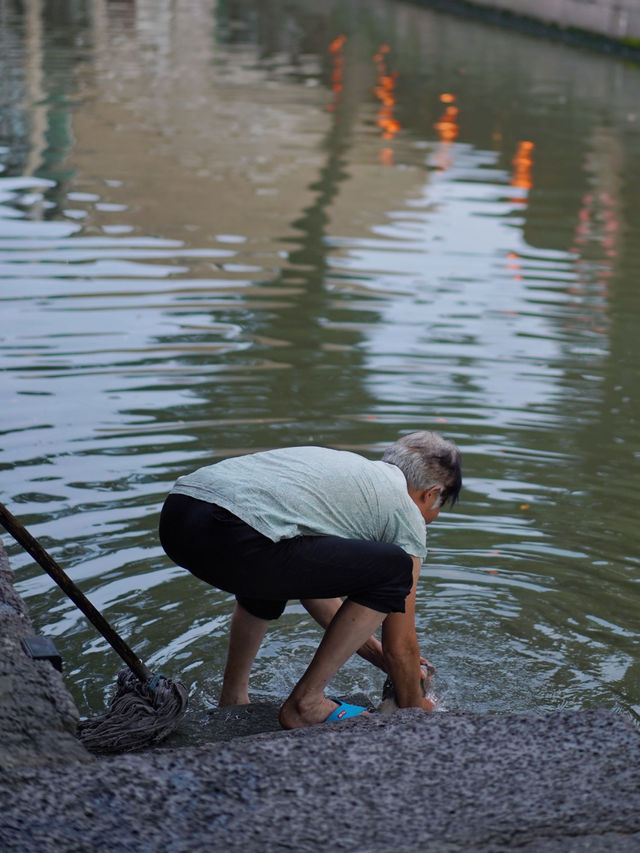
[{"left": 425, "top": 485, "right": 441, "bottom": 508}]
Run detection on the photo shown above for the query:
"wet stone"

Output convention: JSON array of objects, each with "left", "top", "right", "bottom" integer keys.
[
  {"left": 0, "top": 543, "right": 91, "bottom": 779},
  {"left": 1, "top": 540, "right": 640, "bottom": 851}
]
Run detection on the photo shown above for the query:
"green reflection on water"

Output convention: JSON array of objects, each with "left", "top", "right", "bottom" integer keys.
[{"left": 0, "top": 0, "right": 638, "bottom": 731}]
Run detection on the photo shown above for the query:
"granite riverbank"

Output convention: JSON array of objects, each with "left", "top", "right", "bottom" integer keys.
[
  {"left": 410, "top": 0, "right": 640, "bottom": 59},
  {"left": 1, "top": 540, "right": 639, "bottom": 852}
]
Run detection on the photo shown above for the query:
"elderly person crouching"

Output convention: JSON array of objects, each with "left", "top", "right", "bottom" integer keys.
[{"left": 159, "top": 430, "right": 462, "bottom": 728}]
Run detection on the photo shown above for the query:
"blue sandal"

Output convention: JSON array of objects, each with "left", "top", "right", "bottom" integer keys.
[{"left": 325, "top": 699, "right": 371, "bottom": 722}]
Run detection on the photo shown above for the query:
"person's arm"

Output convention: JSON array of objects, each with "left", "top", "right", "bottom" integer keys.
[
  {"left": 381, "top": 556, "right": 432, "bottom": 709},
  {"left": 301, "top": 597, "right": 386, "bottom": 671}
]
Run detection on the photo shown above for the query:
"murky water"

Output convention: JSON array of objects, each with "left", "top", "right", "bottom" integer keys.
[{"left": 1, "top": 0, "right": 639, "bottom": 731}]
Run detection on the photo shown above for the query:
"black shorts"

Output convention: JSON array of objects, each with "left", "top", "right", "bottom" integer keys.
[{"left": 159, "top": 493, "right": 413, "bottom": 620}]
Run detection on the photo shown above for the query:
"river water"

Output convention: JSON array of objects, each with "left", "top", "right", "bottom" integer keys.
[{"left": 1, "top": 0, "right": 639, "bottom": 730}]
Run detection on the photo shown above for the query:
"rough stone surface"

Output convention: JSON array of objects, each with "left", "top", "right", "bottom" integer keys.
[
  {"left": 0, "top": 543, "right": 91, "bottom": 774},
  {"left": 1, "top": 541, "right": 640, "bottom": 852},
  {"left": 453, "top": 0, "right": 640, "bottom": 41},
  {"left": 162, "top": 693, "right": 374, "bottom": 749},
  {"left": 2, "top": 709, "right": 640, "bottom": 852},
  {"left": 411, "top": 0, "right": 640, "bottom": 58}
]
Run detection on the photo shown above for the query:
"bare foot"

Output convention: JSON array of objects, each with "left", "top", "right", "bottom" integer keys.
[{"left": 279, "top": 694, "right": 336, "bottom": 729}]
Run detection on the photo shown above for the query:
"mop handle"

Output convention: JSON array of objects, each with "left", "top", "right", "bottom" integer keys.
[{"left": 0, "top": 501, "right": 152, "bottom": 684}]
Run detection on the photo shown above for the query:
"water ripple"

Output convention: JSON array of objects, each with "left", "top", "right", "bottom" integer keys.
[{"left": 1, "top": 0, "right": 639, "bottom": 726}]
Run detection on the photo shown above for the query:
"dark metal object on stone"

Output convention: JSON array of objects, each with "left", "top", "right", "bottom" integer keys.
[{"left": 21, "top": 636, "right": 63, "bottom": 672}]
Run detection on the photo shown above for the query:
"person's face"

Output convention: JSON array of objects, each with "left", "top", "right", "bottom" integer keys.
[
  {"left": 408, "top": 485, "right": 442, "bottom": 525},
  {"left": 421, "top": 502, "right": 441, "bottom": 525}
]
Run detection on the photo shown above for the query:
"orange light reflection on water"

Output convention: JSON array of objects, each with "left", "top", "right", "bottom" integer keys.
[
  {"left": 506, "top": 142, "right": 534, "bottom": 287},
  {"left": 327, "top": 34, "right": 347, "bottom": 113},
  {"left": 373, "top": 45, "right": 401, "bottom": 165},
  {"left": 510, "top": 140, "right": 535, "bottom": 202},
  {"left": 433, "top": 93, "right": 459, "bottom": 171},
  {"left": 434, "top": 94, "right": 459, "bottom": 143},
  {"left": 505, "top": 251, "right": 522, "bottom": 282}
]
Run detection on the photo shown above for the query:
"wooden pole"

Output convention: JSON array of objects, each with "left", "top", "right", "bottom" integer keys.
[{"left": 0, "top": 501, "right": 152, "bottom": 684}]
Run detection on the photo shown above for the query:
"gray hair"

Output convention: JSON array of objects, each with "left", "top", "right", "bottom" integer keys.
[{"left": 382, "top": 431, "right": 462, "bottom": 507}]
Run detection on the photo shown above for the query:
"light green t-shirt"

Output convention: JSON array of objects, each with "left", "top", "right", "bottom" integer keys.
[{"left": 171, "top": 446, "right": 427, "bottom": 559}]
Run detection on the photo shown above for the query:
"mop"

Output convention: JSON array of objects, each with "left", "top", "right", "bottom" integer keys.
[{"left": 0, "top": 501, "right": 188, "bottom": 754}]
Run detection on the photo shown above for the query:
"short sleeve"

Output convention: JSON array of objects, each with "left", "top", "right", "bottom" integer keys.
[{"left": 382, "top": 503, "right": 427, "bottom": 558}]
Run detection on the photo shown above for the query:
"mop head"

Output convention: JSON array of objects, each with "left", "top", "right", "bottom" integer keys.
[{"left": 77, "top": 668, "right": 189, "bottom": 754}]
